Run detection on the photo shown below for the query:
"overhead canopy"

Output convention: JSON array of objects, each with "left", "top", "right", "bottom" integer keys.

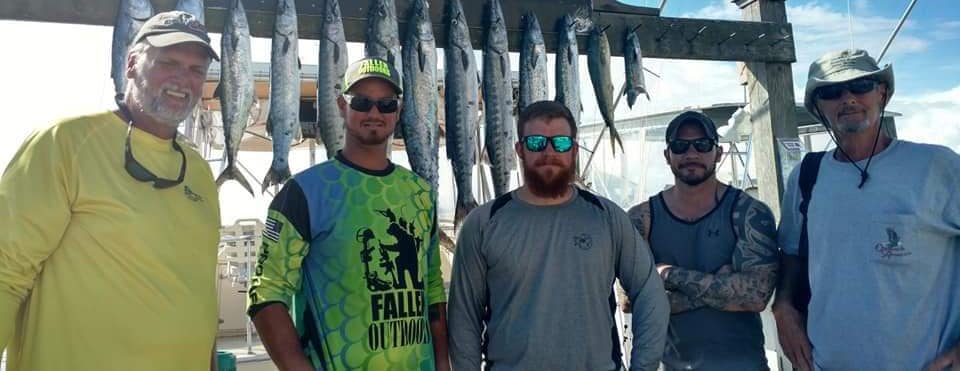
[
  {"left": 2, "top": 0, "right": 795, "bottom": 62},
  {"left": 578, "top": 103, "right": 902, "bottom": 143}
]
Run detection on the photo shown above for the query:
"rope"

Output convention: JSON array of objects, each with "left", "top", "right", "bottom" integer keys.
[{"left": 847, "top": 0, "right": 856, "bottom": 49}]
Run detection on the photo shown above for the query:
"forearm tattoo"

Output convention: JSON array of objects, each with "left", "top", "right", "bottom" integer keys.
[
  {"left": 664, "top": 196, "right": 780, "bottom": 312},
  {"left": 667, "top": 290, "right": 706, "bottom": 314},
  {"left": 628, "top": 202, "right": 652, "bottom": 240}
]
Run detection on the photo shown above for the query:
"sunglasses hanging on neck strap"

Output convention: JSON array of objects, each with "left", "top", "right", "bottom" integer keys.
[{"left": 116, "top": 98, "right": 187, "bottom": 189}]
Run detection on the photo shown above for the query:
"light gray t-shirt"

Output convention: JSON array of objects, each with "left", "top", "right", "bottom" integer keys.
[
  {"left": 779, "top": 139, "right": 960, "bottom": 370},
  {"left": 448, "top": 188, "right": 670, "bottom": 371}
]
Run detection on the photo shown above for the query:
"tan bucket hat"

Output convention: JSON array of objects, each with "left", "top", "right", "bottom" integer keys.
[{"left": 803, "top": 49, "right": 894, "bottom": 117}]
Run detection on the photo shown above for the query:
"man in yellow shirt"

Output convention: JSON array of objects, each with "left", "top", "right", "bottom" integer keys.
[{"left": 0, "top": 11, "right": 221, "bottom": 370}]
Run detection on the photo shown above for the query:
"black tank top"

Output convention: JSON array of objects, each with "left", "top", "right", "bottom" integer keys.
[{"left": 649, "top": 187, "right": 768, "bottom": 371}]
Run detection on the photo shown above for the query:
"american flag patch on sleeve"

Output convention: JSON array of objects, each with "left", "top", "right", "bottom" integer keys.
[{"left": 263, "top": 216, "right": 283, "bottom": 242}]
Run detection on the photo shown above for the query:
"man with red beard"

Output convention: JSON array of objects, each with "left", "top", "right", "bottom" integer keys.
[
  {"left": 0, "top": 11, "right": 222, "bottom": 370},
  {"left": 448, "top": 100, "right": 669, "bottom": 371},
  {"left": 623, "top": 111, "right": 778, "bottom": 370}
]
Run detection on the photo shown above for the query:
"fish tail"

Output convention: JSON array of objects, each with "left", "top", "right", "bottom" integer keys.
[
  {"left": 216, "top": 165, "right": 255, "bottom": 196},
  {"left": 454, "top": 195, "right": 479, "bottom": 230},
  {"left": 261, "top": 166, "right": 292, "bottom": 193},
  {"left": 439, "top": 229, "right": 457, "bottom": 253},
  {"left": 608, "top": 124, "right": 624, "bottom": 156},
  {"left": 626, "top": 90, "right": 637, "bottom": 109}
]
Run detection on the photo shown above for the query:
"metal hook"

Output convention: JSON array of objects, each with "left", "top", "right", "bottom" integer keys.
[
  {"left": 717, "top": 32, "right": 737, "bottom": 46},
  {"left": 770, "top": 34, "right": 792, "bottom": 46},
  {"left": 686, "top": 25, "right": 708, "bottom": 43},
  {"left": 744, "top": 33, "right": 767, "bottom": 47},
  {"left": 655, "top": 23, "right": 676, "bottom": 43},
  {"left": 599, "top": 24, "right": 612, "bottom": 34},
  {"left": 632, "top": 24, "right": 642, "bottom": 34}
]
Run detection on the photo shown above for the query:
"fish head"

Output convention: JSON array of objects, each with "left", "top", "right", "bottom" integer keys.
[
  {"left": 626, "top": 28, "right": 639, "bottom": 44},
  {"left": 557, "top": 15, "right": 575, "bottom": 40},
  {"left": 445, "top": 0, "right": 467, "bottom": 30},
  {"left": 325, "top": 0, "right": 342, "bottom": 24},
  {"left": 485, "top": 0, "right": 504, "bottom": 26},
  {"left": 522, "top": 12, "right": 544, "bottom": 44},
  {"left": 275, "top": 0, "right": 298, "bottom": 35},
  {"left": 590, "top": 24, "right": 603, "bottom": 38},
  {"left": 445, "top": 0, "right": 472, "bottom": 48},
  {"left": 371, "top": 0, "right": 390, "bottom": 18},
  {"left": 323, "top": 0, "right": 346, "bottom": 41},
  {"left": 129, "top": 0, "right": 155, "bottom": 19},
  {"left": 483, "top": 0, "right": 507, "bottom": 44},
  {"left": 410, "top": 0, "right": 435, "bottom": 40},
  {"left": 485, "top": 0, "right": 508, "bottom": 45}
]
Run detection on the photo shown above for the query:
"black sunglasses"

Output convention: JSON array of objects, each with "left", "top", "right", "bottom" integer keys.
[
  {"left": 344, "top": 94, "right": 400, "bottom": 113},
  {"left": 117, "top": 100, "right": 186, "bottom": 189},
  {"left": 668, "top": 138, "right": 715, "bottom": 155},
  {"left": 522, "top": 135, "right": 575, "bottom": 153},
  {"left": 816, "top": 78, "right": 878, "bottom": 100},
  {"left": 124, "top": 123, "right": 187, "bottom": 189}
]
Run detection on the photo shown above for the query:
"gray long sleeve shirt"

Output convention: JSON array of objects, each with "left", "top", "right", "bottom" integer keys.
[{"left": 448, "top": 188, "right": 669, "bottom": 371}]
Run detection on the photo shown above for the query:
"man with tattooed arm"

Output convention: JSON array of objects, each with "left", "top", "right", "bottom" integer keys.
[{"left": 622, "top": 111, "right": 779, "bottom": 370}]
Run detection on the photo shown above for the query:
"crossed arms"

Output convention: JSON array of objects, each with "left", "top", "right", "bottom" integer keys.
[{"left": 628, "top": 194, "right": 779, "bottom": 314}]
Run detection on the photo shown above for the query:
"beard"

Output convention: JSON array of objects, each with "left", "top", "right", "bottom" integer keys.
[
  {"left": 832, "top": 117, "right": 872, "bottom": 134},
  {"left": 671, "top": 162, "right": 716, "bottom": 186},
  {"left": 129, "top": 74, "right": 198, "bottom": 128},
  {"left": 830, "top": 110, "right": 875, "bottom": 134},
  {"left": 523, "top": 156, "right": 575, "bottom": 198},
  {"left": 349, "top": 119, "right": 393, "bottom": 146}
]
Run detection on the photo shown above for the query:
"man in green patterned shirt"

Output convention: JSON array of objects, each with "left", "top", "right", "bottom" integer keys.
[{"left": 248, "top": 58, "right": 449, "bottom": 371}]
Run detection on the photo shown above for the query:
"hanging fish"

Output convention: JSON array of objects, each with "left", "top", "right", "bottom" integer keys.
[
  {"left": 555, "top": 14, "right": 581, "bottom": 126},
  {"left": 518, "top": 11, "right": 548, "bottom": 111},
  {"left": 400, "top": 0, "right": 440, "bottom": 190},
  {"left": 216, "top": 0, "right": 256, "bottom": 196},
  {"left": 316, "top": 0, "right": 348, "bottom": 159},
  {"left": 174, "top": 0, "right": 205, "bottom": 24},
  {"left": 587, "top": 25, "right": 623, "bottom": 153},
  {"left": 444, "top": 0, "right": 480, "bottom": 228},
  {"left": 482, "top": 0, "right": 516, "bottom": 197},
  {"left": 111, "top": 0, "right": 153, "bottom": 101},
  {"left": 624, "top": 27, "right": 650, "bottom": 109},
  {"left": 262, "top": 0, "right": 300, "bottom": 192},
  {"left": 365, "top": 0, "right": 402, "bottom": 78}
]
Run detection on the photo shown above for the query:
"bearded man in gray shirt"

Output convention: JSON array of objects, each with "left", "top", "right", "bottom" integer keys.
[{"left": 448, "top": 100, "right": 669, "bottom": 371}]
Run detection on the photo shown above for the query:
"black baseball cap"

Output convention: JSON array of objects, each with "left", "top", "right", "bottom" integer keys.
[
  {"left": 343, "top": 58, "right": 403, "bottom": 95},
  {"left": 665, "top": 111, "right": 720, "bottom": 142},
  {"left": 133, "top": 11, "right": 219, "bottom": 61}
]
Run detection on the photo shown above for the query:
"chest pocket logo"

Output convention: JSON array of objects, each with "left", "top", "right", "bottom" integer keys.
[
  {"left": 184, "top": 185, "right": 204, "bottom": 202},
  {"left": 573, "top": 233, "right": 593, "bottom": 250},
  {"left": 875, "top": 228, "right": 911, "bottom": 258}
]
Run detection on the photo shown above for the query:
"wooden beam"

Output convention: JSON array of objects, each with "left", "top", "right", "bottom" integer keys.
[
  {"left": 735, "top": 2, "right": 798, "bottom": 369},
  {"left": 1, "top": 0, "right": 795, "bottom": 62},
  {"left": 736, "top": 0, "right": 798, "bottom": 214},
  {"left": 593, "top": 12, "right": 795, "bottom": 62}
]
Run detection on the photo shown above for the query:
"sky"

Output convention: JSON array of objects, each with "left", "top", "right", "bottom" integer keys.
[{"left": 1, "top": 0, "right": 958, "bottom": 226}]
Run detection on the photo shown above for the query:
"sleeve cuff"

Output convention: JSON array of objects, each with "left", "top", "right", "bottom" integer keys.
[{"left": 247, "top": 300, "right": 288, "bottom": 318}]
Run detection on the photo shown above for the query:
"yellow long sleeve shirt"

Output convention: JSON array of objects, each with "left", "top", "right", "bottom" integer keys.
[{"left": 0, "top": 111, "right": 221, "bottom": 370}]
